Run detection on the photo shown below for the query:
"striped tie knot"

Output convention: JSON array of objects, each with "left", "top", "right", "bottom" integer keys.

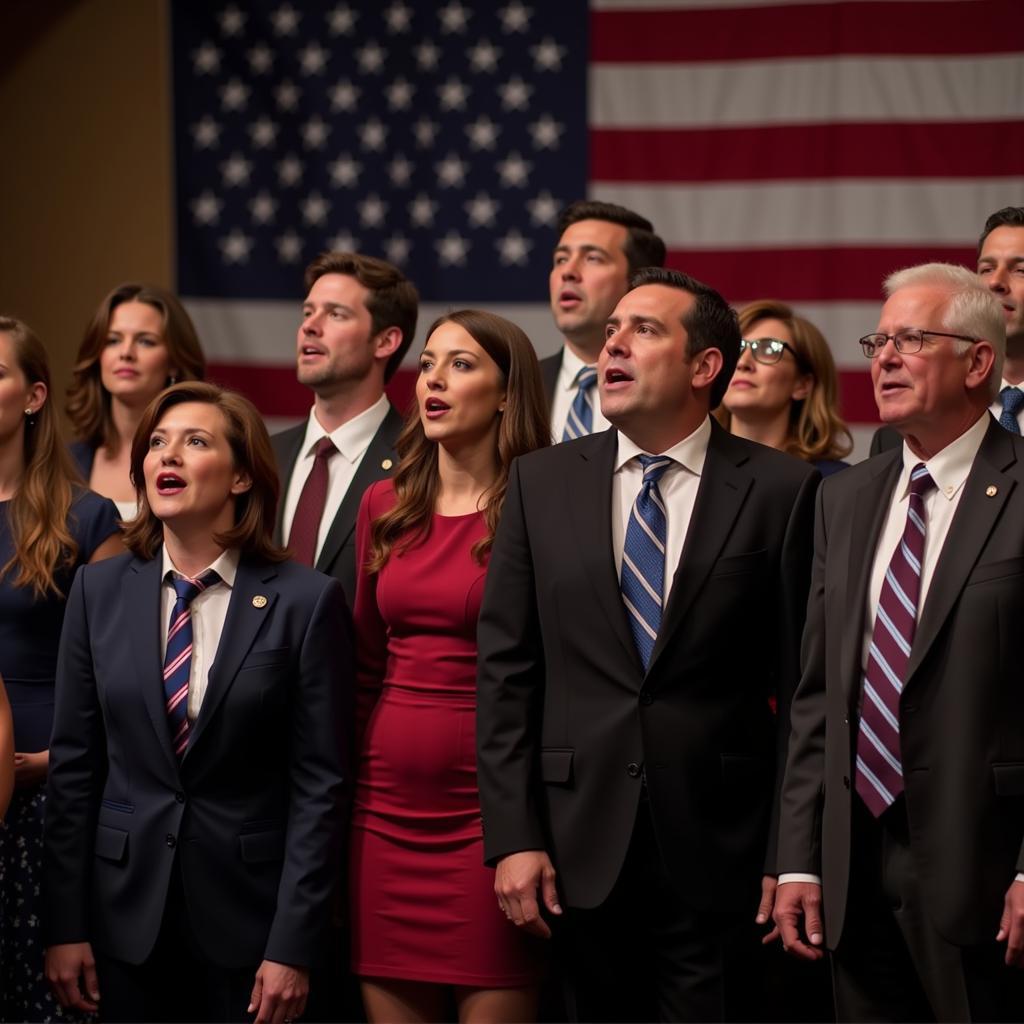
[
  {"left": 561, "top": 365, "right": 599, "bottom": 441},
  {"left": 908, "top": 463, "right": 936, "bottom": 500},
  {"left": 638, "top": 453, "right": 673, "bottom": 486},
  {"left": 169, "top": 568, "right": 222, "bottom": 606}
]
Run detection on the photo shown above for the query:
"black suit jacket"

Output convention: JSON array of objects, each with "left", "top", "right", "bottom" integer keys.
[
  {"left": 477, "top": 422, "right": 818, "bottom": 912},
  {"left": 45, "top": 552, "right": 352, "bottom": 969},
  {"left": 778, "top": 416, "right": 1024, "bottom": 947},
  {"left": 869, "top": 424, "right": 901, "bottom": 456},
  {"left": 271, "top": 404, "right": 404, "bottom": 603},
  {"left": 539, "top": 350, "right": 562, "bottom": 410}
]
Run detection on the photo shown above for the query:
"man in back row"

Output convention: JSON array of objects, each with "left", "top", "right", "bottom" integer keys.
[
  {"left": 542, "top": 201, "right": 666, "bottom": 441},
  {"left": 872, "top": 206, "right": 1024, "bottom": 452},
  {"left": 272, "top": 252, "right": 418, "bottom": 604}
]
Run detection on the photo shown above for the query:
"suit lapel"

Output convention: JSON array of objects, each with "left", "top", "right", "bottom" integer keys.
[
  {"left": 540, "top": 351, "right": 562, "bottom": 408},
  {"left": 647, "top": 424, "right": 751, "bottom": 674},
  {"left": 185, "top": 558, "right": 278, "bottom": 757},
  {"left": 315, "top": 405, "right": 403, "bottom": 573},
  {"left": 905, "top": 421, "right": 1016, "bottom": 686},
  {"left": 566, "top": 429, "right": 640, "bottom": 668},
  {"left": 841, "top": 451, "right": 902, "bottom": 707},
  {"left": 125, "top": 556, "right": 180, "bottom": 776},
  {"left": 271, "top": 424, "right": 306, "bottom": 544}
]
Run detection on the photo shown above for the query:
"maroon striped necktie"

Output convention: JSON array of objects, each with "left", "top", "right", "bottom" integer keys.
[{"left": 855, "top": 463, "right": 935, "bottom": 816}]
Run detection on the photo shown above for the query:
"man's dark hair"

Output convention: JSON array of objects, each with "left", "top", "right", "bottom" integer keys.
[
  {"left": 557, "top": 200, "right": 667, "bottom": 275},
  {"left": 304, "top": 251, "right": 419, "bottom": 382},
  {"left": 628, "top": 267, "right": 740, "bottom": 410},
  {"left": 978, "top": 207, "right": 1024, "bottom": 254}
]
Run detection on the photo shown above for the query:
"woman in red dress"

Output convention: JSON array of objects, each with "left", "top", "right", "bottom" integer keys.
[{"left": 350, "top": 310, "right": 550, "bottom": 1023}]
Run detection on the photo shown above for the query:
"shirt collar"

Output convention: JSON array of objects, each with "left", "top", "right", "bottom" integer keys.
[
  {"left": 898, "top": 411, "right": 989, "bottom": 503},
  {"left": 557, "top": 346, "right": 597, "bottom": 392},
  {"left": 302, "top": 394, "right": 390, "bottom": 463},
  {"left": 161, "top": 545, "right": 240, "bottom": 588},
  {"left": 614, "top": 416, "right": 712, "bottom": 477}
]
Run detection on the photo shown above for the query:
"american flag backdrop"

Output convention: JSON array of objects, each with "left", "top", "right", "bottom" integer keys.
[{"left": 171, "top": 0, "right": 1024, "bottom": 452}]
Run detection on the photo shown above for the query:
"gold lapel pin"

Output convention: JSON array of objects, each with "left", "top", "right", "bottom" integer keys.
[
  {"left": 986, "top": 485, "right": 998, "bottom": 497},
  {"left": 252, "top": 595, "right": 268, "bottom": 608},
  {"left": 382, "top": 458, "right": 393, "bottom": 470}
]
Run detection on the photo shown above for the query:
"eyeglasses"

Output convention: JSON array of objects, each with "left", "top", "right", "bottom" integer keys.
[
  {"left": 740, "top": 337, "right": 797, "bottom": 366},
  {"left": 858, "top": 329, "right": 978, "bottom": 359}
]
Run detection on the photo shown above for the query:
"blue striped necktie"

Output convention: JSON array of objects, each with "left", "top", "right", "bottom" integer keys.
[
  {"left": 999, "top": 386, "right": 1023, "bottom": 435},
  {"left": 562, "top": 365, "right": 598, "bottom": 441},
  {"left": 620, "top": 454, "right": 673, "bottom": 669},
  {"left": 855, "top": 463, "right": 935, "bottom": 816},
  {"left": 163, "top": 569, "right": 221, "bottom": 759}
]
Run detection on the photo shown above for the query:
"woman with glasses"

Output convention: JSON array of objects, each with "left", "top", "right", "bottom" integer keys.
[{"left": 718, "top": 300, "right": 852, "bottom": 476}]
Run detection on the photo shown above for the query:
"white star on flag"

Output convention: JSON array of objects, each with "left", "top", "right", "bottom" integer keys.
[
  {"left": 384, "top": 234, "right": 412, "bottom": 265},
  {"left": 271, "top": 4, "right": 300, "bottom": 37},
  {"left": 527, "top": 190, "right": 560, "bottom": 226},
  {"left": 192, "top": 43, "right": 221, "bottom": 75},
  {"left": 302, "top": 192, "right": 331, "bottom": 226},
  {"left": 531, "top": 37, "right": 566, "bottom": 72},
  {"left": 465, "top": 115, "right": 499, "bottom": 151},
  {"left": 249, "top": 118, "right": 278, "bottom": 149},
  {"left": 276, "top": 154, "right": 304, "bottom": 187},
  {"left": 329, "top": 154, "right": 362, "bottom": 188},
  {"left": 386, "top": 78, "right": 415, "bottom": 111},
  {"left": 192, "top": 116, "right": 221, "bottom": 149},
  {"left": 275, "top": 80, "right": 301, "bottom": 111},
  {"left": 498, "top": 2, "right": 532, "bottom": 33},
  {"left": 409, "top": 194, "right": 437, "bottom": 228},
  {"left": 436, "top": 153, "right": 468, "bottom": 188},
  {"left": 298, "top": 42, "right": 328, "bottom": 76},
  {"left": 468, "top": 40, "right": 501, "bottom": 73},
  {"left": 438, "top": 1, "right": 470, "bottom": 34},
  {"left": 220, "top": 153, "right": 252, "bottom": 187},
  {"left": 437, "top": 77, "right": 469, "bottom": 112},
  {"left": 359, "top": 194, "right": 388, "bottom": 228},
  {"left": 465, "top": 193, "right": 500, "bottom": 228},
  {"left": 276, "top": 231, "right": 303, "bottom": 264},
  {"left": 498, "top": 76, "right": 531, "bottom": 111},
  {"left": 218, "top": 6, "right": 246, "bottom": 37},
  {"left": 529, "top": 114, "right": 563, "bottom": 150},
  {"left": 219, "top": 230, "right": 252, "bottom": 264},
  {"left": 384, "top": 2, "right": 413, "bottom": 33},
  {"left": 301, "top": 116, "right": 331, "bottom": 150},
  {"left": 357, "top": 41, "right": 387, "bottom": 75},
  {"left": 496, "top": 151, "right": 531, "bottom": 188},
  {"left": 436, "top": 231, "right": 470, "bottom": 266},
  {"left": 388, "top": 155, "right": 413, "bottom": 188},
  {"left": 249, "top": 192, "right": 278, "bottom": 225},
  {"left": 220, "top": 78, "right": 249, "bottom": 112},
  {"left": 329, "top": 79, "right": 360, "bottom": 113},
  {"left": 327, "top": 3, "right": 357, "bottom": 36},
  {"left": 359, "top": 118, "right": 388, "bottom": 152},
  {"left": 497, "top": 230, "right": 532, "bottom": 266},
  {"left": 191, "top": 191, "right": 222, "bottom": 225},
  {"left": 247, "top": 44, "right": 274, "bottom": 75}
]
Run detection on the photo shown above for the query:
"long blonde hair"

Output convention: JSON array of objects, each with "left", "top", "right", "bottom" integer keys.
[
  {"left": 368, "top": 310, "right": 550, "bottom": 571},
  {"left": 0, "top": 317, "right": 80, "bottom": 597},
  {"left": 718, "top": 300, "right": 852, "bottom": 463}
]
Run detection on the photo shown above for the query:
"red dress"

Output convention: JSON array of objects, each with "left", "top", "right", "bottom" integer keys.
[{"left": 349, "top": 479, "right": 542, "bottom": 986}]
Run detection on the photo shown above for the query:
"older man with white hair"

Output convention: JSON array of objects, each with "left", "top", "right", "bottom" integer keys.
[{"left": 773, "top": 263, "right": 1024, "bottom": 1021}]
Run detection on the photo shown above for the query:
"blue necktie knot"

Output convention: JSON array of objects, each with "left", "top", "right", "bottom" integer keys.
[
  {"left": 637, "top": 453, "right": 673, "bottom": 485},
  {"left": 169, "top": 568, "right": 221, "bottom": 606},
  {"left": 562, "top": 365, "right": 599, "bottom": 441},
  {"left": 1000, "top": 386, "right": 1023, "bottom": 435}
]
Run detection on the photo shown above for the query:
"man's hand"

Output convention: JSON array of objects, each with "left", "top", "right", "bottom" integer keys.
[
  {"left": 755, "top": 875, "right": 781, "bottom": 944},
  {"left": 996, "top": 879, "right": 1024, "bottom": 967},
  {"left": 14, "top": 749, "right": 48, "bottom": 787},
  {"left": 45, "top": 942, "right": 100, "bottom": 1012},
  {"left": 772, "top": 881, "right": 825, "bottom": 961},
  {"left": 495, "top": 850, "right": 562, "bottom": 939},
  {"left": 248, "top": 960, "right": 309, "bottom": 1024}
]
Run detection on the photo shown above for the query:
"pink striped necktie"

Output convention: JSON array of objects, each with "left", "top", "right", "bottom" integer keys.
[
  {"left": 855, "top": 463, "right": 935, "bottom": 816},
  {"left": 163, "top": 569, "right": 221, "bottom": 760}
]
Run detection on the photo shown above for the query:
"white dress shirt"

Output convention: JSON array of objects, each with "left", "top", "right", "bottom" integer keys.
[
  {"left": 991, "top": 378, "right": 1024, "bottom": 431},
  {"left": 550, "top": 346, "right": 611, "bottom": 443},
  {"left": 781, "top": 412, "right": 991, "bottom": 887},
  {"left": 160, "top": 546, "right": 239, "bottom": 722},
  {"left": 280, "top": 395, "right": 390, "bottom": 560},
  {"left": 611, "top": 417, "right": 711, "bottom": 600}
]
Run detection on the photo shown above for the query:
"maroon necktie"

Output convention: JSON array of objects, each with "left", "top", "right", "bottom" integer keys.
[{"left": 288, "top": 436, "right": 337, "bottom": 566}]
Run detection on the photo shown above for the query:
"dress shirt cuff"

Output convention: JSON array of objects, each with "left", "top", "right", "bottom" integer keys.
[
  {"left": 1016, "top": 873, "right": 1024, "bottom": 884},
  {"left": 778, "top": 873, "right": 822, "bottom": 886}
]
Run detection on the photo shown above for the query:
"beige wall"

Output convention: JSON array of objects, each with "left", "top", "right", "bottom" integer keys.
[{"left": 0, "top": 0, "right": 172, "bottom": 412}]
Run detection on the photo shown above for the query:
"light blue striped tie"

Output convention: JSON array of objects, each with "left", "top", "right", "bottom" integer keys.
[
  {"left": 562, "top": 365, "right": 598, "bottom": 441},
  {"left": 621, "top": 455, "right": 673, "bottom": 669}
]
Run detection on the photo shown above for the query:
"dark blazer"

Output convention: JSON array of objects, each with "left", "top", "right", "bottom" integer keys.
[
  {"left": 271, "top": 404, "right": 404, "bottom": 602},
  {"left": 477, "top": 421, "right": 818, "bottom": 912},
  {"left": 539, "top": 351, "right": 562, "bottom": 409},
  {"left": 68, "top": 440, "right": 97, "bottom": 479},
  {"left": 778, "top": 416, "right": 1024, "bottom": 947},
  {"left": 869, "top": 425, "right": 901, "bottom": 456},
  {"left": 45, "top": 552, "right": 352, "bottom": 969}
]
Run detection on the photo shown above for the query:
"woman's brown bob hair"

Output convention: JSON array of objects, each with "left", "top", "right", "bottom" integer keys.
[
  {"left": 717, "top": 299, "right": 853, "bottom": 463},
  {"left": 368, "top": 309, "right": 550, "bottom": 570},
  {"left": 66, "top": 283, "right": 206, "bottom": 454},
  {"left": 122, "top": 382, "right": 286, "bottom": 562}
]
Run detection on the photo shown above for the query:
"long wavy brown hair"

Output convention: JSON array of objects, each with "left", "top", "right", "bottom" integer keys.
[
  {"left": 368, "top": 310, "right": 550, "bottom": 570},
  {"left": 717, "top": 299, "right": 853, "bottom": 463},
  {"left": 66, "top": 283, "right": 206, "bottom": 455},
  {"left": 122, "top": 382, "right": 286, "bottom": 563},
  {"left": 0, "top": 317, "right": 81, "bottom": 597}
]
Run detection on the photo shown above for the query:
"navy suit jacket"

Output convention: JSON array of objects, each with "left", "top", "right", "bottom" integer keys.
[{"left": 45, "top": 551, "right": 352, "bottom": 969}]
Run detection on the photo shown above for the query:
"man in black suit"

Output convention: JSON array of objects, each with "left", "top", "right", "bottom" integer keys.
[
  {"left": 871, "top": 206, "right": 1024, "bottom": 456},
  {"left": 477, "top": 268, "right": 818, "bottom": 1021},
  {"left": 774, "top": 263, "right": 1024, "bottom": 1020},
  {"left": 541, "top": 201, "right": 665, "bottom": 441},
  {"left": 272, "top": 252, "right": 418, "bottom": 602}
]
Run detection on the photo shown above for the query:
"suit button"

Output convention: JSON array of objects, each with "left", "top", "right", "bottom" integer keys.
[
  {"left": 165, "top": 834, "right": 177, "bottom": 848},
  {"left": 174, "top": 791, "right": 185, "bottom": 804},
  {"left": 640, "top": 693, "right": 653, "bottom": 706},
  {"left": 843, "top": 776, "right": 850, "bottom": 789},
  {"left": 627, "top": 762, "right": 642, "bottom": 778}
]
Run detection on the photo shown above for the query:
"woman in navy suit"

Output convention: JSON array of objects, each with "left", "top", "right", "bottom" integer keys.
[{"left": 45, "top": 382, "right": 352, "bottom": 1024}]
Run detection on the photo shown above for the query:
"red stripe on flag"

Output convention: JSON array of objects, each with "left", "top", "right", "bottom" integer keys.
[
  {"left": 839, "top": 369, "right": 879, "bottom": 424},
  {"left": 665, "top": 247, "right": 977, "bottom": 304},
  {"left": 591, "top": 123, "right": 1024, "bottom": 183},
  {"left": 206, "top": 364, "right": 417, "bottom": 420},
  {"left": 592, "top": 1, "right": 1020, "bottom": 62}
]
